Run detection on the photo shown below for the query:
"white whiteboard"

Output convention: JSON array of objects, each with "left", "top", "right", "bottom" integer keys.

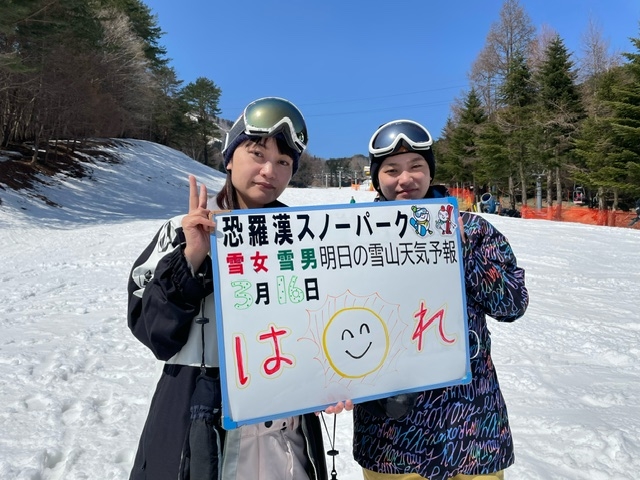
[{"left": 210, "top": 197, "right": 471, "bottom": 429}]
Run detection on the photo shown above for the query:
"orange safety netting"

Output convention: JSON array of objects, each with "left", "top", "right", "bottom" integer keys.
[
  {"left": 520, "top": 205, "right": 639, "bottom": 229},
  {"left": 449, "top": 188, "right": 475, "bottom": 211},
  {"left": 361, "top": 185, "right": 638, "bottom": 230},
  {"left": 446, "top": 187, "right": 639, "bottom": 230}
]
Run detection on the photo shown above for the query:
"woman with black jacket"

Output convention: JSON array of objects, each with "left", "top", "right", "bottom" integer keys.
[{"left": 127, "top": 97, "right": 327, "bottom": 480}]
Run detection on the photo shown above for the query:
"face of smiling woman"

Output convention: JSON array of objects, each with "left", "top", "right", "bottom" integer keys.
[
  {"left": 377, "top": 151, "right": 432, "bottom": 201},
  {"left": 226, "top": 136, "right": 293, "bottom": 209}
]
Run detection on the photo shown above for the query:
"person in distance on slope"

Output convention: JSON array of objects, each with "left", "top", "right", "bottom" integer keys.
[
  {"left": 630, "top": 198, "right": 640, "bottom": 227},
  {"left": 352, "top": 119, "right": 529, "bottom": 480},
  {"left": 127, "top": 97, "right": 327, "bottom": 480}
]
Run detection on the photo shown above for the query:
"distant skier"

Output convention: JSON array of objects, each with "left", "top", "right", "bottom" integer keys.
[
  {"left": 350, "top": 196, "right": 356, "bottom": 203},
  {"left": 630, "top": 198, "right": 640, "bottom": 227}
]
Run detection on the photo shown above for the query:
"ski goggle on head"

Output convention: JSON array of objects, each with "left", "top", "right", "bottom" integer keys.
[
  {"left": 368, "top": 119, "right": 433, "bottom": 159},
  {"left": 223, "top": 97, "right": 308, "bottom": 156}
]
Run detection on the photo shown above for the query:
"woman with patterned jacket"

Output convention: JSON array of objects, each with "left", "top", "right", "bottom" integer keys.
[
  {"left": 127, "top": 98, "right": 327, "bottom": 480},
  {"left": 350, "top": 120, "right": 529, "bottom": 480}
]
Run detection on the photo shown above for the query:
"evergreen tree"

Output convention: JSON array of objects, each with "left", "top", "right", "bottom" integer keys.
[
  {"left": 534, "top": 35, "right": 585, "bottom": 206},
  {"left": 0, "top": 0, "right": 107, "bottom": 153},
  {"left": 432, "top": 118, "right": 458, "bottom": 184},
  {"left": 605, "top": 29, "right": 640, "bottom": 201},
  {"left": 447, "top": 89, "right": 488, "bottom": 201},
  {"left": 0, "top": 0, "right": 46, "bottom": 72},
  {"left": 179, "top": 77, "right": 222, "bottom": 166},
  {"left": 496, "top": 51, "right": 537, "bottom": 207},
  {"left": 573, "top": 67, "right": 629, "bottom": 209},
  {"left": 476, "top": 121, "right": 509, "bottom": 202},
  {"left": 150, "top": 65, "right": 184, "bottom": 145}
]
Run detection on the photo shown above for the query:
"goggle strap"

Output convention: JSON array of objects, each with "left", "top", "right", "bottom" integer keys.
[{"left": 222, "top": 116, "right": 247, "bottom": 156}]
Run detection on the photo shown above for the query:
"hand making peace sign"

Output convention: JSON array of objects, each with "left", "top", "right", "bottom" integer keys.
[{"left": 181, "top": 175, "right": 216, "bottom": 271}]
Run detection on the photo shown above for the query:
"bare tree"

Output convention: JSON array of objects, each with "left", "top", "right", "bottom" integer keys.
[
  {"left": 96, "top": 7, "right": 155, "bottom": 137},
  {"left": 527, "top": 24, "right": 558, "bottom": 73},
  {"left": 578, "top": 16, "right": 621, "bottom": 82},
  {"left": 469, "top": 0, "right": 535, "bottom": 117},
  {"left": 577, "top": 15, "right": 623, "bottom": 117}
]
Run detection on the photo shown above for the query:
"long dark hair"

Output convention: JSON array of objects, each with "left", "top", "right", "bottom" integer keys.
[{"left": 216, "top": 134, "right": 295, "bottom": 209}]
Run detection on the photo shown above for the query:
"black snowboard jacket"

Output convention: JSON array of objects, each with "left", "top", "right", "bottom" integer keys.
[{"left": 127, "top": 201, "right": 328, "bottom": 480}]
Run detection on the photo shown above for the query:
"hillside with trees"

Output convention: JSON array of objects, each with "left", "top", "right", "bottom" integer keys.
[
  {"left": 1, "top": 0, "right": 639, "bottom": 209},
  {"left": 435, "top": 0, "right": 640, "bottom": 210}
]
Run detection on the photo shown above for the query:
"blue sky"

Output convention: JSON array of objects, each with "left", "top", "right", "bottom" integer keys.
[{"left": 143, "top": 0, "right": 639, "bottom": 160}]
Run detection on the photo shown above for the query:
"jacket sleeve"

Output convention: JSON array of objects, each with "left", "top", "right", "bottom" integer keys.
[
  {"left": 460, "top": 212, "right": 528, "bottom": 322},
  {"left": 127, "top": 217, "right": 211, "bottom": 360}
]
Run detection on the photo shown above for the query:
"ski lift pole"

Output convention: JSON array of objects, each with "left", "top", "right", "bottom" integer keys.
[{"left": 535, "top": 174, "right": 543, "bottom": 210}]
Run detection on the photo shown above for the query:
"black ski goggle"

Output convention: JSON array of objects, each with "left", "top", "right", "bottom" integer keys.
[
  {"left": 223, "top": 97, "right": 308, "bottom": 156},
  {"left": 369, "top": 119, "right": 433, "bottom": 158}
]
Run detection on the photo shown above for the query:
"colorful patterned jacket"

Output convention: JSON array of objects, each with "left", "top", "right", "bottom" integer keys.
[{"left": 353, "top": 203, "right": 529, "bottom": 479}]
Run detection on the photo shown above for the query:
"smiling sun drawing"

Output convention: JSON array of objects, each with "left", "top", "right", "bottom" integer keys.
[
  {"left": 323, "top": 306, "right": 388, "bottom": 378},
  {"left": 302, "top": 290, "right": 407, "bottom": 385}
]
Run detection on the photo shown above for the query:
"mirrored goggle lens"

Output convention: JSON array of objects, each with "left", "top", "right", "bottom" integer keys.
[
  {"left": 243, "top": 97, "right": 308, "bottom": 153},
  {"left": 370, "top": 120, "right": 432, "bottom": 156}
]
